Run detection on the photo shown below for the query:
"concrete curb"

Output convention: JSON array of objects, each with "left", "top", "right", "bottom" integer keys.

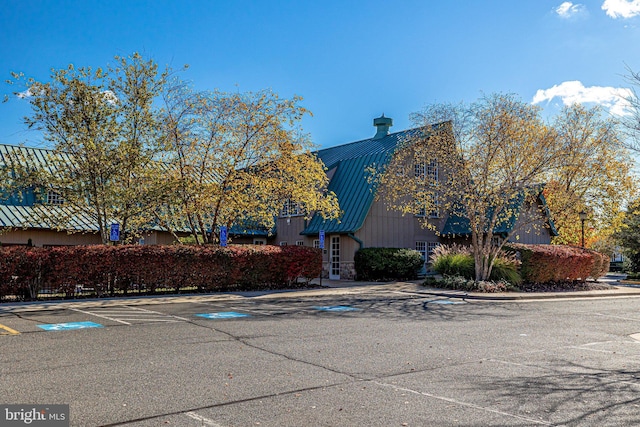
[
  {"left": 3, "top": 280, "right": 640, "bottom": 312},
  {"left": 418, "top": 288, "right": 640, "bottom": 301}
]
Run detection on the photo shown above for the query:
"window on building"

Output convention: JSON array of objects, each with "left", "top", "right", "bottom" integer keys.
[
  {"left": 313, "top": 239, "right": 320, "bottom": 249},
  {"left": 427, "top": 160, "right": 438, "bottom": 181},
  {"left": 429, "top": 196, "right": 440, "bottom": 218},
  {"left": 415, "top": 241, "right": 427, "bottom": 259},
  {"left": 46, "top": 190, "right": 64, "bottom": 205},
  {"left": 281, "top": 199, "right": 303, "bottom": 217},
  {"left": 279, "top": 241, "right": 288, "bottom": 246},
  {"left": 296, "top": 240, "right": 304, "bottom": 246},
  {"left": 253, "top": 239, "right": 266, "bottom": 245},
  {"left": 416, "top": 241, "right": 440, "bottom": 263},
  {"left": 415, "top": 196, "right": 440, "bottom": 218},
  {"left": 427, "top": 242, "right": 440, "bottom": 261},
  {"left": 414, "top": 160, "right": 438, "bottom": 181}
]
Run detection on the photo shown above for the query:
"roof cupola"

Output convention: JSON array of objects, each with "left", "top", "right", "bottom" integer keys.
[{"left": 373, "top": 114, "right": 393, "bottom": 139}]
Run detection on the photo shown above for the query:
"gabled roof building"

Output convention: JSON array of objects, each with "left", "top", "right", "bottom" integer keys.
[
  {"left": 241, "top": 115, "right": 557, "bottom": 280},
  {"left": 0, "top": 115, "right": 557, "bottom": 279},
  {"left": 0, "top": 144, "right": 176, "bottom": 247}
]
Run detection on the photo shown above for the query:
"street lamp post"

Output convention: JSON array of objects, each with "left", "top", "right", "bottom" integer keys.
[{"left": 579, "top": 211, "right": 587, "bottom": 248}]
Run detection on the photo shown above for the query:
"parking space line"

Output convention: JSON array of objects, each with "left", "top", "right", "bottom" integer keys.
[
  {"left": 69, "top": 305, "right": 190, "bottom": 325},
  {"left": 125, "top": 306, "right": 190, "bottom": 321},
  {"left": 69, "top": 308, "right": 131, "bottom": 325},
  {"left": 184, "top": 411, "right": 224, "bottom": 426},
  {"left": 0, "top": 323, "right": 20, "bottom": 335},
  {"left": 374, "top": 380, "right": 553, "bottom": 425}
]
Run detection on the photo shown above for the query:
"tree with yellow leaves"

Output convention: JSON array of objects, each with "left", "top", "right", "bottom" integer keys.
[
  {"left": 545, "top": 104, "right": 636, "bottom": 251},
  {"left": 7, "top": 53, "right": 173, "bottom": 243},
  {"left": 376, "top": 94, "right": 634, "bottom": 281},
  {"left": 376, "top": 93, "right": 560, "bottom": 282},
  {"left": 156, "top": 84, "right": 340, "bottom": 244}
]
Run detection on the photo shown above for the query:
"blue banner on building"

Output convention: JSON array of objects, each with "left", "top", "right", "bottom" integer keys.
[
  {"left": 109, "top": 223, "right": 120, "bottom": 242},
  {"left": 220, "top": 226, "right": 228, "bottom": 247}
]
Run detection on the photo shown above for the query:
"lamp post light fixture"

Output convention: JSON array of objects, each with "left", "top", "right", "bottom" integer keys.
[{"left": 578, "top": 210, "right": 588, "bottom": 248}]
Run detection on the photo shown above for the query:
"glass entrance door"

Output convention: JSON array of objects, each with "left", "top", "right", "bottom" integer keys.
[{"left": 329, "top": 236, "right": 340, "bottom": 280}]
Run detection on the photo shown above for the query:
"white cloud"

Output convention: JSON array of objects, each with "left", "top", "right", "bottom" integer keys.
[
  {"left": 602, "top": 0, "right": 640, "bottom": 18},
  {"left": 102, "top": 90, "right": 118, "bottom": 105},
  {"left": 532, "top": 81, "right": 634, "bottom": 116},
  {"left": 555, "top": 2, "right": 587, "bottom": 18},
  {"left": 16, "top": 88, "right": 35, "bottom": 98}
]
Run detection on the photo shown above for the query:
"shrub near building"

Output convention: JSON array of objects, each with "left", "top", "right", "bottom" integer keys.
[
  {"left": 354, "top": 248, "right": 424, "bottom": 281},
  {"left": 430, "top": 244, "right": 521, "bottom": 285},
  {"left": 428, "top": 243, "right": 609, "bottom": 292},
  {"left": 506, "top": 244, "right": 609, "bottom": 284},
  {"left": 0, "top": 245, "right": 322, "bottom": 301}
]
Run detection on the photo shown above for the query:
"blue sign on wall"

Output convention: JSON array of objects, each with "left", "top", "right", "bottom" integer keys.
[
  {"left": 38, "top": 321, "right": 104, "bottom": 331},
  {"left": 319, "top": 230, "right": 325, "bottom": 249},
  {"left": 110, "top": 223, "right": 120, "bottom": 242},
  {"left": 195, "top": 312, "right": 250, "bottom": 319},
  {"left": 220, "top": 226, "right": 228, "bottom": 247}
]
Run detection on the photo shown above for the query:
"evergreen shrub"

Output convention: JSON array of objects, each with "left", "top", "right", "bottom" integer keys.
[{"left": 354, "top": 247, "right": 424, "bottom": 281}]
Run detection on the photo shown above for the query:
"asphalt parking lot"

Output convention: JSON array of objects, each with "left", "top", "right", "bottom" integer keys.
[{"left": 2, "top": 284, "right": 640, "bottom": 426}]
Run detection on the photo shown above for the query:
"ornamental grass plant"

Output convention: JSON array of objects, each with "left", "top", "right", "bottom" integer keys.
[{"left": 429, "top": 244, "right": 522, "bottom": 285}]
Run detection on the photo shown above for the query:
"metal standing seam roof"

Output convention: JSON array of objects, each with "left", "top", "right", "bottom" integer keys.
[
  {"left": 0, "top": 131, "right": 424, "bottom": 237},
  {"left": 0, "top": 143, "right": 182, "bottom": 233},
  {"left": 0, "top": 143, "right": 72, "bottom": 172},
  {"left": 301, "top": 129, "right": 417, "bottom": 236},
  {"left": 440, "top": 189, "right": 559, "bottom": 237},
  {"left": 0, "top": 144, "right": 98, "bottom": 231},
  {"left": 0, "top": 204, "right": 100, "bottom": 231}
]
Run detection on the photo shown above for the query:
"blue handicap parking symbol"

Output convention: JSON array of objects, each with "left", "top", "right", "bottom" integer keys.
[
  {"left": 38, "top": 321, "right": 104, "bottom": 331},
  {"left": 312, "top": 305, "right": 360, "bottom": 312},
  {"left": 428, "top": 300, "right": 465, "bottom": 305},
  {"left": 195, "top": 312, "right": 251, "bottom": 319}
]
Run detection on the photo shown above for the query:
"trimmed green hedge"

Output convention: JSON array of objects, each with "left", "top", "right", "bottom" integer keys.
[{"left": 354, "top": 248, "right": 424, "bottom": 281}]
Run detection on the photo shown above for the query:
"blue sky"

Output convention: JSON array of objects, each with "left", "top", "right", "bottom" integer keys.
[{"left": 1, "top": 0, "right": 640, "bottom": 149}]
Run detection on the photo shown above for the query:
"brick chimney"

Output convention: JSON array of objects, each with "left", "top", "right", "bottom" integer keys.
[{"left": 373, "top": 114, "right": 393, "bottom": 139}]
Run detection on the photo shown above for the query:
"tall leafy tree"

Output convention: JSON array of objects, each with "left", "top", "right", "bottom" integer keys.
[
  {"left": 614, "top": 197, "right": 640, "bottom": 271},
  {"left": 375, "top": 93, "right": 560, "bottom": 281},
  {"left": 104, "top": 53, "right": 173, "bottom": 241},
  {"left": 621, "top": 66, "right": 640, "bottom": 153},
  {"left": 545, "top": 104, "right": 636, "bottom": 250},
  {"left": 157, "top": 84, "right": 340, "bottom": 244},
  {"left": 9, "top": 53, "right": 171, "bottom": 243}
]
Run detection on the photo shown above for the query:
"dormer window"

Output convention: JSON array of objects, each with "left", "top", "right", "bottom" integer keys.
[
  {"left": 281, "top": 199, "right": 303, "bottom": 217},
  {"left": 47, "top": 190, "right": 64, "bottom": 205},
  {"left": 414, "top": 160, "right": 438, "bottom": 181}
]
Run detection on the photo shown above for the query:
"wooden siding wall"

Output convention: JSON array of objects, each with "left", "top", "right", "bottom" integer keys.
[
  {"left": 0, "top": 229, "right": 179, "bottom": 247},
  {"left": 275, "top": 216, "right": 309, "bottom": 246},
  {"left": 0, "top": 229, "right": 101, "bottom": 247},
  {"left": 140, "top": 231, "right": 179, "bottom": 245},
  {"left": 508, "top": 201, "right": 553, "bottom": 244},
  {"left": 351, "top": 198, "right": 444, "bottom": 262}
]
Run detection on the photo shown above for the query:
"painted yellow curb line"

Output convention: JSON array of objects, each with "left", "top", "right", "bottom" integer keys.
[{"left": 0, "top": 324, "right": 20, "bottom": 335}]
